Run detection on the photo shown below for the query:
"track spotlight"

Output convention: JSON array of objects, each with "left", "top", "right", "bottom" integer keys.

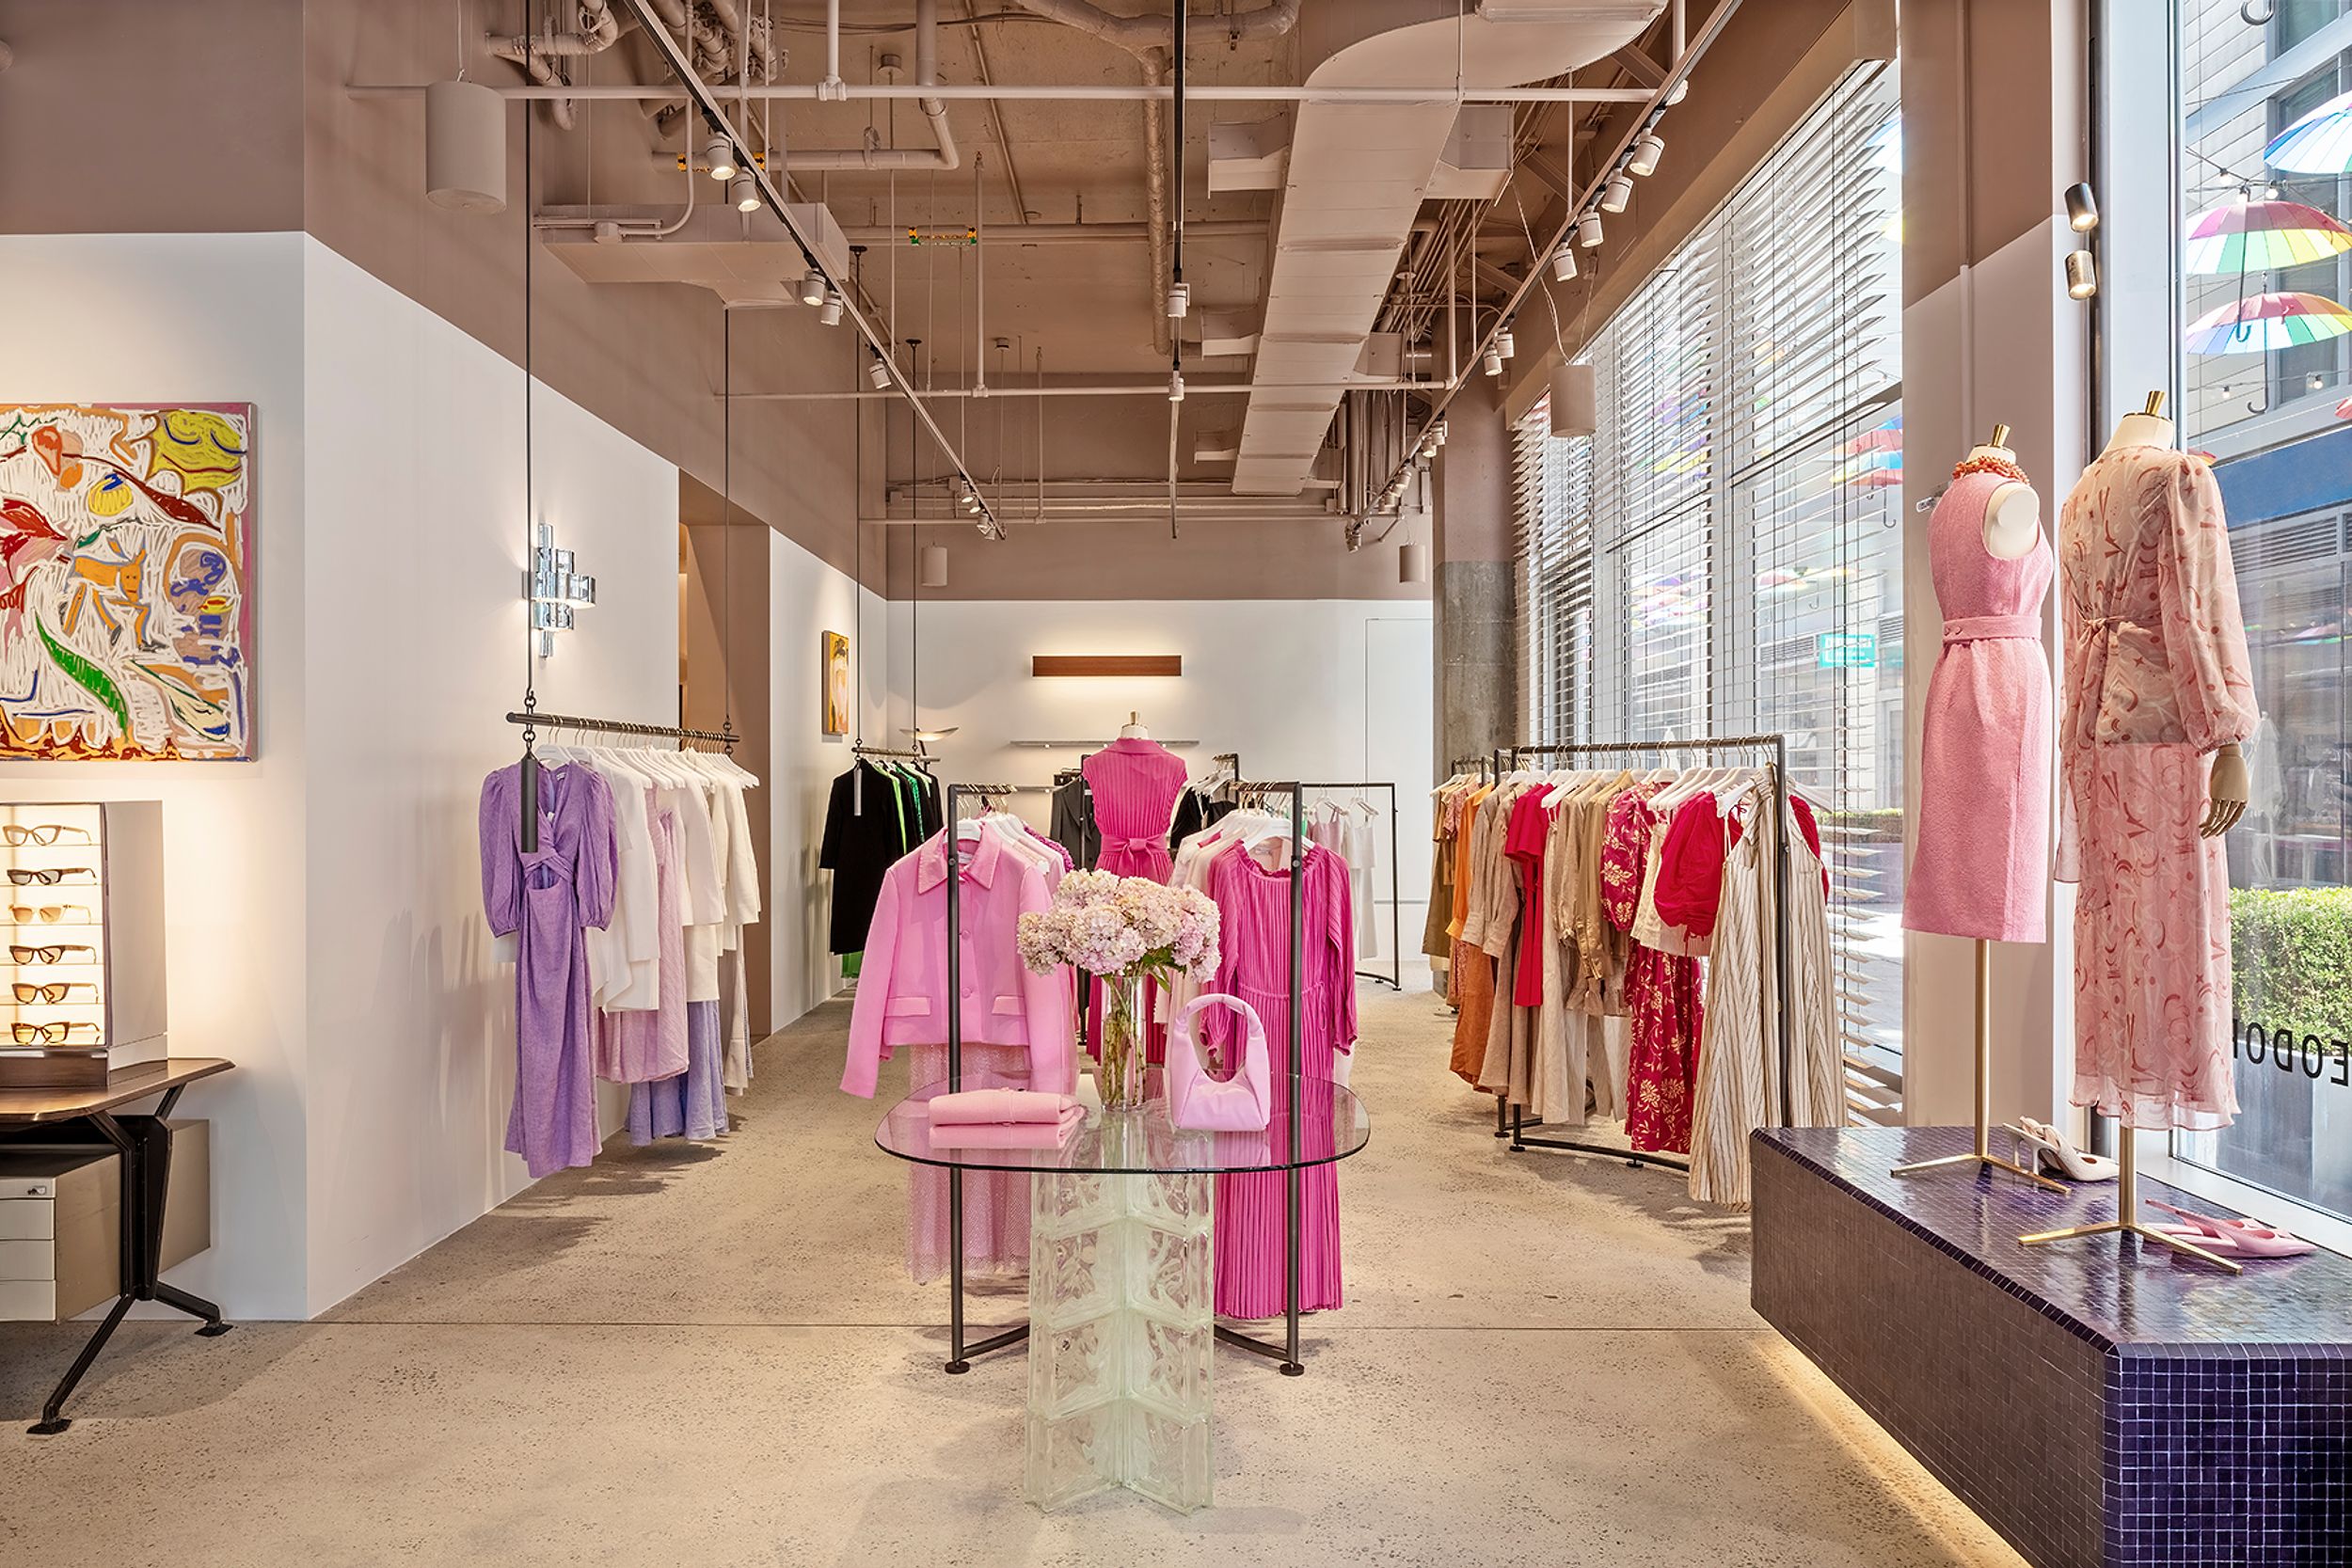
[
  {"left": 1166, "top": 280, "right": 1191, "bottom": 319},
  {"left": 1550, "top": 245, "right": 1579, "bottom": 283},
  {"left": 1578, "top": 212, "right": 1604, "bottom": 248},
  {"left": 2064, "top": 249, "right": 2098, "bottom": 300},
  {"left": 1168, "top": 369, "right": 1185, "bottom": 403},
  {"left": 1483, "top": 345, "right": 1504, "bottom": 377},
  {"left": 866, "top": 353, "right": 890, "bottom": 389},
  {"left": 1629, "top": 132, "right": 1665, "bottom": 178},
  {"left": 705, "top": 135, "right": 738, "bottom": 182},
  {"left": 729, "top": 172, "right": 760, "bottom": 213},
  {"left": 1600, "top": 172, "right": 1633, "bottom": 214},
  {"left": 1665, "top": 79, "right": 1688, "bottom": 105},
  {"left": 1496, "top": 329, "right": 1515, "bottom": 360},
  {"left": 2063, "top": 182, "right": 2098, "bottom": 232},
  {"left": 819, "top": 291, "right": 845, "bottom": 326},
  {"left": 798, "top": 267, "right": 828, "bottom": 307},
  {"left": 1432, "top": 419, "right": 1448, "bottom": 446}
]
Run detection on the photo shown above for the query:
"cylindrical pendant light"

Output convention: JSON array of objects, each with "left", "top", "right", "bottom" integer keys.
[
  {"left": 1549, "top": 361, "right": 1597, "bottom": 438},
  {"left": 2064, "top": 249, "right": 2098, "bottom": 300},
  {"left": 1599, "top": 171, "right": 1634, "bottom": 214},
  {"left": 1400, "top": 542, "right": 1429, "bottom": 584},
  {"left": 1577, "top": 212, "right": 1604, "bottom": 248},
  {"left": 1629, "top": 132, "right": 1665, "bottom": 178},
  {"left": 919, "top": 543, "right": 949, "bottom": 589},
  {"left": 426, "top": 79, "right": 507, "bottom": 213}
]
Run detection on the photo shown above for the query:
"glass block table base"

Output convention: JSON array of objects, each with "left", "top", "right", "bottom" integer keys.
[{"left": 1024, "top": 1165, "right": 1214, "bottom": 1513}]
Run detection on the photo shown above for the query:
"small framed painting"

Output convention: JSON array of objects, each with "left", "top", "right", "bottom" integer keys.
[{"left": 821, "top": 630, "right": 850, "bottom": 736}]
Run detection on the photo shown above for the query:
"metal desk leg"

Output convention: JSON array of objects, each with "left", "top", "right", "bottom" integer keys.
[{"left": 28, "top": 1096, "right": 230, "bottom": 1436}]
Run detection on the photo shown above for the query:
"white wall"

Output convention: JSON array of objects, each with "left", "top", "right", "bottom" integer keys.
[
  {"left": 769, "top": 539, "right": 890, "bottom": 1022},
  {"left": 299, "top": 242, "right": 679, "bottom": 1313},
  {"left": 882, "top": 598, "right": 1436, "bottom": 953},
  {"left": 0, "top": 232, "right": 691, "bottom": 1319},
  {"left": 0, "top": 231, "right": 313, "bottom": 1319}
]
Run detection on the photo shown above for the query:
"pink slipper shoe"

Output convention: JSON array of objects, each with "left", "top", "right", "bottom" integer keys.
[{"left": 2151, "top": 1201, "right": 2317, "bottom": 1259}]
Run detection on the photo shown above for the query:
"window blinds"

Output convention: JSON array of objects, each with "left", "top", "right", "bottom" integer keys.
[{"left": 1508, "top": 61, "right": 1905, "bottom": 1124}]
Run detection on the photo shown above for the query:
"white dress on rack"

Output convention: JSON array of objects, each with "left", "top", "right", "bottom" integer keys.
[{"left": 1685, "top": 788, "right": 1780, "bottom": 1209}]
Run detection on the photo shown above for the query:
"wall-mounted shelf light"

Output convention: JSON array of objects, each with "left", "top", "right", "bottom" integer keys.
[
  {"left": 528, "top": 523, "right": 596, "bottom": 656},
  {"left": 1030, "top": 656, "right": 1184, "bottom": 677}
]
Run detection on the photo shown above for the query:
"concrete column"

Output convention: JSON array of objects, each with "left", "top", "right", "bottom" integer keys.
[
  {"left": 1899, "top": 0, "right": 2088, "bottom": 1129},
  {"left": 1432, "top": 363, "right": 1517, "bottom": 777}
]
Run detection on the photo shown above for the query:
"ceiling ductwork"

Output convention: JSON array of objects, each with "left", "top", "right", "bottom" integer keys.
[
  {"left": 1232, "top": 0, "right": 1662, "bottom": 496},
  {"left": 539, "top": 203, "right": 853, "bottom": 307}
]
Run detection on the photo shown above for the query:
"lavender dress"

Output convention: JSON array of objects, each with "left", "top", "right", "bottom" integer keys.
[{"left": 482, "top": 762, "right": 617, "bottom": 1178}]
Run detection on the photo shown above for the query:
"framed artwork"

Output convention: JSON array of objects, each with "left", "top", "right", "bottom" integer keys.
[
  {"left": 0, "top": 404, "right": 255, "bottom": 760},
  {"left": 821, "top": 629, "right": 850, "bottom": 737}
]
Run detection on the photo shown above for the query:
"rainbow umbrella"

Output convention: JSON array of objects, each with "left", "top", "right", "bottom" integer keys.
[
  {"left": 2185, "top": 291, "right": 2352, "bottom": 354},
  {"left": 2265, "top": 89, "right": 2352, "bottom": 175},
  {"left": 2337, "top": 396, "right": 2352, "bottom": 420},
  {"left": 2185, "top": 198, "right": 2352, "bottom": 273}
]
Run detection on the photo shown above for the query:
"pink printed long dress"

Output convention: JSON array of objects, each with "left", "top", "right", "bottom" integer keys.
[
  {"left": 1905, "top": 467, "right": 2055, "bottom": 942},
  {"left": 2058, "top": 444, "right": 2258, "bottom": 1132}
]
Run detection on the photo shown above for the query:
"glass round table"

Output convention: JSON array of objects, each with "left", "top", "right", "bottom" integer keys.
[{"left": 874, "top": 1071, "right": 1371, "bottom": 1513}]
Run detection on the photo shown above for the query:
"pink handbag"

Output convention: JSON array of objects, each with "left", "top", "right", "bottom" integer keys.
[{"left": 1166, "top": 992, "right": 1273, "bottom": 1132}]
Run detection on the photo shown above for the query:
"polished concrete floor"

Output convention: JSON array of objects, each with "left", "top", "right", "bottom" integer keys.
[{"left": 1, "top": 982, "right": 2023, "bottom": 1567}]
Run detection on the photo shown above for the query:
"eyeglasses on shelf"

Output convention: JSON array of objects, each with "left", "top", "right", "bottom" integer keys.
[
  {"left": 6, "top": 867, "right": 93, "bottom": 886},
  {"left": 9, "top": 943, "right": 95, "bottom": 964},
  {"left": 11, "top": 981, "right": 94, "bottom": 1004},
  {"left": 10, "top": 1021, "right": 96, "bottom": 1046},
  {"left": 0, "top": 825, "right": 92, "bottom": 847}
]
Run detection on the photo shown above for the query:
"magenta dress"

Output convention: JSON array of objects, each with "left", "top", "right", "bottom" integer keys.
[
  {"left": 481, "top": 762, "right": 618, "bottom": 1180},
  {"left": 1201, "top": 844, "right": 1355, "bottom": 1319},
  {"left": 1081, "top": 736, "right": 1189, "bottom": 881},
  {"left": 1905, "top": 467, "right": 2056, "bottom": 942}
]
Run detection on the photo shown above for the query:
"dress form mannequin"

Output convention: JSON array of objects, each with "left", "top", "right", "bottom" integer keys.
[
  {"left": 1120, "top": 710, "right": 1151, "bottom": 740},
  {"left": 1968, "top": 424, "right": 2042, "bottom": 561},
  {"left": 2100, "top": 393, "right": 2247, "bottom": 836}
]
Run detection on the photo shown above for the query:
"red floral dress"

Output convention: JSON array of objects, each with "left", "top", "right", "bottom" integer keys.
[{"left": 1602, "top": 786, "right": 1705, "bottom": 1153}]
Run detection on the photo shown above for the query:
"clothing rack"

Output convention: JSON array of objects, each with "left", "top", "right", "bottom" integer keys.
[
  {"left": 1447, "top": 753, "right": 1496, "bottom": 783},
  {"left": 1491, "top": 736, "right": 1793, "bottom": 1175},
  {"left": 850, "top": 742, "right": 933, "bottom": 761},
  {"left": 1299, "top": 782, "right": 1403, "bottom": 990},
  {"left": 505, "top": 708, "right": 737, "bottom": 851},
  {"left": 936, "top": 779, "right": 1317, "bottom": 1380}
]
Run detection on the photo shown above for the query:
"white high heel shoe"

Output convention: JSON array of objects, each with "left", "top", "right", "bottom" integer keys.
[{"left": 2005, "top": 1117, "right": 2118, "bottom": 1182}]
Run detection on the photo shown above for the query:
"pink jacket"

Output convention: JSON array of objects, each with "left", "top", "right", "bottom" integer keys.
[{"left": 841, "top": 829, "right": 1076, "bottom": 1099}]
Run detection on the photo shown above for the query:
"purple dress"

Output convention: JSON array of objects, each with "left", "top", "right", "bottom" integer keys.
[{"left": 482, "top": 762, "right": 617, "bottom": 1178}]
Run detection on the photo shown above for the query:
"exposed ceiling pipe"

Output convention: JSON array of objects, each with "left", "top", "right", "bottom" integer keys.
[
  {"left": 735, "top": 376, "right": 1454, "bottom": 400},
  {"left": 613, "top": 0, "right": 1008, "bottom": 536},
  {"left": 789, "top": 0, "right": 959, "bottom": 168},
  {"left": 1004, "top": 0, "right": 1305, "bottom": 359},
  {"left": 834, "top": 219, "right": 1263, "bottom": 244},
  {"left": 356, "top": 81, "right": 1656, "bottom": 103}
]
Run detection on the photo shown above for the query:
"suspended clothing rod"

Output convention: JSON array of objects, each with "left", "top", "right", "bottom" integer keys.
[
  {"left": 851, "top": 743, "right": 933, "bottom": 761},
  {"left": 1297, "top": 782, "right": 1404, "bottom": 992},
  {"left": 504, "top": 710, "right": 737, "bottom": 746},
  {"left": 1493, "top": 735, "right": 1793, "bottom": 1174}
]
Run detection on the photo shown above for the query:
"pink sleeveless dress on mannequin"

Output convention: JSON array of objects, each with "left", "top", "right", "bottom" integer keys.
[{"left": 1904, "top": 465, "right": 2055, "bottom": 943}]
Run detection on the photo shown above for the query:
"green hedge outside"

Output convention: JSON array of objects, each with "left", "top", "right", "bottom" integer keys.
[{"left": 2233, "top": 884, "right": 2352, "bottom": 1046}]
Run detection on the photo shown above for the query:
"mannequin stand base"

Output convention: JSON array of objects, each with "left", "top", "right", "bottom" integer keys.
[
  {"left": 2019, "top": 1215, "right": 2242, "bottom": 1274},
  {"left": 1892, "top": 1150, "right": 2069, "bottom": 1194}
]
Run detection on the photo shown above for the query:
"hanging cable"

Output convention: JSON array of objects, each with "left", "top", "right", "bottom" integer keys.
[
  {"left": 721, "top": 301, "right": 735, "bottom": 747},
  {"left": 520, "top": 105, "right": 541, "bottom": 850}
]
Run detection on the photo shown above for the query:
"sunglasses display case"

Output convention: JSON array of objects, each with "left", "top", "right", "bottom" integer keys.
[{"left": 0, "top": 802, "right": 165, "bottom": 1088}]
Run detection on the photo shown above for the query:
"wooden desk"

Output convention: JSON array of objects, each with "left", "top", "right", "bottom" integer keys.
[{"left": 1, "top": 1057, "right": 233, "bottom": 1433}]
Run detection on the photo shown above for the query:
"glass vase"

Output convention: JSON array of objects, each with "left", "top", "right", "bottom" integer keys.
[{"left": 1097, "top": 973, "right": 1149, "bottom": 1112}]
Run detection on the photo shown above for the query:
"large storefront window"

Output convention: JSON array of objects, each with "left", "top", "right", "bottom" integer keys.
[
  {"left": 1514, "top": 65, "right": 1904, "bottom": 1121},
  {"left": 2161, "top": 0, "right": 2352, "bottom": 1219}
]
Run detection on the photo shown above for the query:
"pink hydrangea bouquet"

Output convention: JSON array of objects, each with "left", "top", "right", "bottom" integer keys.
[{"left": 1017, "top": 871, "right": 1219, "bottom": 1109}]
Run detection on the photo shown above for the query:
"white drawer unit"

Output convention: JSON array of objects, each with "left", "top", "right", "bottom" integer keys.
[
  {"left": 0, "top": 800, "right": 167, "bottom": 1089},
  {"left": 0, "top": 1147, "right": 120, "bottom": 1322}
]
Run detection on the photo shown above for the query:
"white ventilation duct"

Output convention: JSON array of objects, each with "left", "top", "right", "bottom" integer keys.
[{"left": 1232, "top": 0, "right": 1661, "bottom": 496}]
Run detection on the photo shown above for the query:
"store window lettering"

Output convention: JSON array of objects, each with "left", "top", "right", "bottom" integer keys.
[{"left": 2236, "top": 1019, "right": 2352, "bottom": 1086}]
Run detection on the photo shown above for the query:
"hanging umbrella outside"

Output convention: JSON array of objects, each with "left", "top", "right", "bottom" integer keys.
[
  {"left": 2265, "top": 89, "right": 2352, "bottom": 175},
  {"left": 2185, "top": 291, "right": 2352, "bottom": 355},
  {"left": 2185, "top": 198, "right": 2352, "bottom": 273}
]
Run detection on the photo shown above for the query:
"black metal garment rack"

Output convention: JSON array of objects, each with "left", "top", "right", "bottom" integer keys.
[
  {"left": 1299, "top": 783, "right": 1404, "bottom": 991},
  {"left": 505, "top": 708, "right": 737, "bottom": 852},
  {"left": 935, "top": 779, "right": 1317, "bottom": 1378},
  {"left": 1487, "top": 736, "right": 1794, "bottom": 1175}
]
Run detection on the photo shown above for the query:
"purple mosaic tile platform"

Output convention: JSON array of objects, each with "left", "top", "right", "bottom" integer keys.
[{"left": 1752, "top": 1126, "right": 2352, "bottom": 1568}]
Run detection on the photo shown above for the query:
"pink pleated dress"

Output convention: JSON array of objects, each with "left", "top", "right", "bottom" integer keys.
[{"left": 1904, "top": 466, "right": 2055, "bottom": 943}]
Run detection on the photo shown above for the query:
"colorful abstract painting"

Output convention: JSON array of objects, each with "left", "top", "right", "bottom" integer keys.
[{"left": 0, "top": 404, "right": 254, "bottom": 760}]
